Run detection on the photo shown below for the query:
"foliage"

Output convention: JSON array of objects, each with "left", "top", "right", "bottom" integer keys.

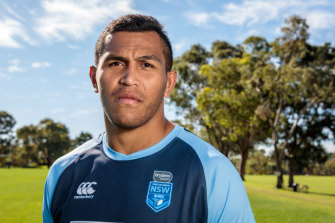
[
  {"left": 171, "top": 38, "right": 272, "bottom": 180},
  {"left": 170, "top": 15, "right": 335, "bottom": 183},
  {"left": 246, "top": 150, "right": 275, "bottom": 175},
  {"left": 267, "top": 15, "right": 335, "bottom": 187},
  {"left": 0, "top": 111, "right": 16, "bottom": 135},
  {"left": 170, "top": 15, "right": 335, "bottom": 184},
  {"left": 325, "top": 154, "right": 335, "bottom": 175},
  {"left": 0, "top": 113, "right": 94, "bottom": 168},
  {"left": 197, "top": 51, "right": 270, "bottom": 180},
  {"left": 15, "top": 119, "right": 71, "bottom": 168},
  {"left": 71, "top": 131, "right": 93, "bottom": 149},
  {"left": 0, "top": 111, "right": 16, "bottom": 166},
  {"left": 15, "top": 125, "right": 40, "bottom": 167}
]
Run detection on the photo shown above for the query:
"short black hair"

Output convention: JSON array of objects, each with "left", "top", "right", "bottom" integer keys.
[{"left": 95, "top": 14, "right": 173, "bottom": 71}]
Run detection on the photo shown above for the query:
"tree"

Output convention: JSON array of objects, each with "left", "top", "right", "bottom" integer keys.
[
  {"left": 285, "top": 103, "right": 333, "bottom": 185},
  {"left": 325, "top": 153, "right": 335, "bottom": 175},
  {"left": 71, "top": 131, "right": 93, "bottom": 149},
  {"left": 16, "top": 118, "right": 71, "bottom": 168},
  {"left": 171, "top": 40, "right": 270, "bottom": 180},
  {"left": 247, "top": 150, "right": 273, "bottom": 175},
  {"left": 265, "top": 15, "right": 335, "bottom": 188},
  {"left": 170, "top": 42, "right": 243, "bottom": 156},
  {"left": 171, "top": 15, "right": 334, "bottom": 184},
  {"left": 0, "top": 111, "right": 16, "bottom": 167},
  {"left": 16, "top": 125, "right": 40, "bottom": 167},
  {"left": 197, "top": 39, "right": 270, "bottom": 180},
  {"left": 38, "top": 119, "right": 71, "bottom": 168}
]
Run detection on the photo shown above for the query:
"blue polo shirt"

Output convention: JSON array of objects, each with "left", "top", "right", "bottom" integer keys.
[{"left": 43, "top": 124, "right": 255, "bottom": 223}]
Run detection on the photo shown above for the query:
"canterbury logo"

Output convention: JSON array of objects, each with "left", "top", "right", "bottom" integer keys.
[
  {"left": 77, "top": 182, "right": 97, "bottom": 195},
  {"left": 74, "top": 182, "right": 97, "bottom": 199}
]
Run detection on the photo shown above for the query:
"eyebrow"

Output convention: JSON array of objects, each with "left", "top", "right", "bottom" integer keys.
[
  {"left": 135, "top": 55, "right": 162, "bottom": 64},
  {"left": 102, "top": 54, "right": 128, "bottom": 65},
  {"left": 102, "top": 54, "right": 162, "bottom": 65}
]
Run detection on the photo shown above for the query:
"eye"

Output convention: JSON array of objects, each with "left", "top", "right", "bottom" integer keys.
[
  {"left": 109, "top": 61, "right": 122, "bottom": 67},
  {"left": 142, "top": 62, "right": 153, "bottom": 68}
]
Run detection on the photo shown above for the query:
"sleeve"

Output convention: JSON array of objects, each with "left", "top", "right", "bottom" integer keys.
[
  {"left": 43, "top": 174, "right": 55, "bottom": 223},
  {"left": 42, "top": 154, "right": 78, "bottom": 223},
  {"left": 205, "top": 155, "right": 255, "bottom": 223},
  {"left": 179, "top": 129, "right": 255, "bottom": 223}
]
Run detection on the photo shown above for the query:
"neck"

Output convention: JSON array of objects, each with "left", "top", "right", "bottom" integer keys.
[{"left": 104, "top": 114, "right": 175, "bottom": 155}]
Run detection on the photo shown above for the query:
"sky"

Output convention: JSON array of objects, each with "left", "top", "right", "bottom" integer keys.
[{"left": 1, "top": 0, "right": 334, "bottom": 151}]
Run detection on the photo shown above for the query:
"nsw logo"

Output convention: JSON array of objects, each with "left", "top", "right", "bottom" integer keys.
[
  {"left": 146, "top": 170, "right": 173, "bottom": 212},
  {"left": 74, "top": 182, "right": 97, "bottom": 199}
]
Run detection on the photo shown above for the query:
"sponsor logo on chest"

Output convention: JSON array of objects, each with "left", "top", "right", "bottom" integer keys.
[
  {"left": 146, "top": 170, "right": 173, "bottom": 212},
  {"left": 74, "top": 182, "right": 97, "bottom": 199}
]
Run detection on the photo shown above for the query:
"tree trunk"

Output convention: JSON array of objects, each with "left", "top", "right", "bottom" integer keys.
[
  {"left": 270, "top": 96, "right": 284, "bottom": 188},
  {"left": 47, "top": 156, "right": 51, "bottom": 169},
  {"left": 274, "top": 143, "right": 284, "bottom": 188},
  {"left": 276, "top": 171, "right": 284, "bottom": 189},
  {"left": 288, "top": 157, "right": 294, "bottom": 187},
  {"left": 239, "top": 148, "right": 249, "bottom": 181}
]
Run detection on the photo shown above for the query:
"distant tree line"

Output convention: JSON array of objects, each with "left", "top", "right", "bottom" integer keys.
[
  {"left": 244, "top": 149, "right": 335, "bottom": 176},
  {"left": 0, "top": 111, "right": 92, "bottom": 168},
  {"left": 170, "top": 15, "right": 335, "bottom": 188}
]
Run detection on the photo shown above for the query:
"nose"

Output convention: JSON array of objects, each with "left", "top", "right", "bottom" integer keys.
[{"left": 119, "top": 63, "right": 139, "bottom": 86}]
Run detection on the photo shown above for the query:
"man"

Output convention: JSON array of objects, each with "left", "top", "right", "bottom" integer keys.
[{"left": 43, "top": 14, "right": 255, "bottom": 223}]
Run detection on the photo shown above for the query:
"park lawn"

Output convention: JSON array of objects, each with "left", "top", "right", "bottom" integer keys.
[
  {"left": 0, "top": 168, "right": 48, "bottom": 223},
  {"left": 0, "top": 169, "right": 335, "bottom": 223},
  {"left": 244, "top": 175, "right": 335, "bottom": 223}
]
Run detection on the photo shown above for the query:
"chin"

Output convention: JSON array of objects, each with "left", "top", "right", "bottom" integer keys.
[
  {"left": 109, "top": 114, "right": 151, "bottom": 129},
  {"left": 112, "top": 119, "right": 149, "bottom": 129}
]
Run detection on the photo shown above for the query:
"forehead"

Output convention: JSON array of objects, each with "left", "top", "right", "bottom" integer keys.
[{"left": 103, "top": 31, "right": 165, "bottom": 58}]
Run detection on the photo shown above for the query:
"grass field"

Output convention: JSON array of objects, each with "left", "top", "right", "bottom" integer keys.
[
  {"left": 0, "top": 168, "right": 48, "bottom": 223},
  {"left": 0, "top": 168, "right": 334, "bottom": 223},
  {"left": 244, "top": 175, "right": 335, "bottom": 223}
]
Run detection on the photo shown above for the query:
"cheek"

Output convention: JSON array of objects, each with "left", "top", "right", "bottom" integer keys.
[
  {"left": 98, "top": 73, "right": 116, "bottom": 91},
  {"left": 97, "top": 76, "right": 114, "bottom": 102}
]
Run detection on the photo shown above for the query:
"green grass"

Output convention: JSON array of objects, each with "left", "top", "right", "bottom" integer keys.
[
  {"left": 244, "top": 175, "right": 335, "bottom": 223},
  {"left": 0, "top": 168, "right": 334, "bottom": 223},
  {"left": 0, "top": 168, "right": 48, "bottom": 223}
]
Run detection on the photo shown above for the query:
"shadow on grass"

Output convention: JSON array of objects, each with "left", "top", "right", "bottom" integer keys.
[
  {"left": 307, "top": 191, "right": 335, "bottom": 197},
  {"left": 280, "top": 187, "right": 335, "bottom": 197}
]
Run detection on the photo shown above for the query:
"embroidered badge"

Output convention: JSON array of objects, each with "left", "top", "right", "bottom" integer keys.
[{"left": 146, "top": 171, "right": 173, "bottom": 212}]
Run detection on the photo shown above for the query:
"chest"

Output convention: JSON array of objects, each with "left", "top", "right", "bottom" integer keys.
[{"left": 51, "top": 148, "right": 208, "bottom": 223}]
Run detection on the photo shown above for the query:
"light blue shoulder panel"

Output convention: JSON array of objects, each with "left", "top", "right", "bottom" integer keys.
[
  {"left": 178, "top": 129, "right": 255, "bottom": 223},
  {"left": 42, "top": 136, "right": 101, "bottom": 223}
]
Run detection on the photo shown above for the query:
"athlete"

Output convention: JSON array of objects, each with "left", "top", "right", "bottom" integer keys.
[{"left": 43, "top": 14, "right": 255, "bottom": 223}]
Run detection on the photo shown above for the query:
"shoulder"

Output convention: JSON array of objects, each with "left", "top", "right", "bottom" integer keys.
[
  {"left": 177, "top": 128, "right": 236, "bottom": 175},
  {"left": 42, "top": 134, "right": 102, "bottom": 223},
  {"left": 46, "top": 134, "right": 102, "bottom": 191},
  {"left": 177, "top": 128, "right": 255, "bottom": 223},
  {"left": 50, "top": 136, "right": 101, "bottom": 176}
]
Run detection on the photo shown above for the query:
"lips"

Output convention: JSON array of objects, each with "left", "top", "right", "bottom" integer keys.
[{"left": 117, "top": 92, "right": 143, "bottom": 105}]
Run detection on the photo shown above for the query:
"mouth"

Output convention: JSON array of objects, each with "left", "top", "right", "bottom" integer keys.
[{"left": 117, "top": 92, "right": 143, "bottom": 105}]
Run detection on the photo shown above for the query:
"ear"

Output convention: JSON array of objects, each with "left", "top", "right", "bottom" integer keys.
[
  {"left": 89, "top": 66, "right": 98, "bottom": 93},
  {"left": 164, "top": 70, "right": 177, "bottom": 98}
]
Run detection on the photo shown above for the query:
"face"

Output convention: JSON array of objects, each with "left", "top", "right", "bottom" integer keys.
[{"left": 90, "top": 31, "right": 176, "bottom": 129}]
